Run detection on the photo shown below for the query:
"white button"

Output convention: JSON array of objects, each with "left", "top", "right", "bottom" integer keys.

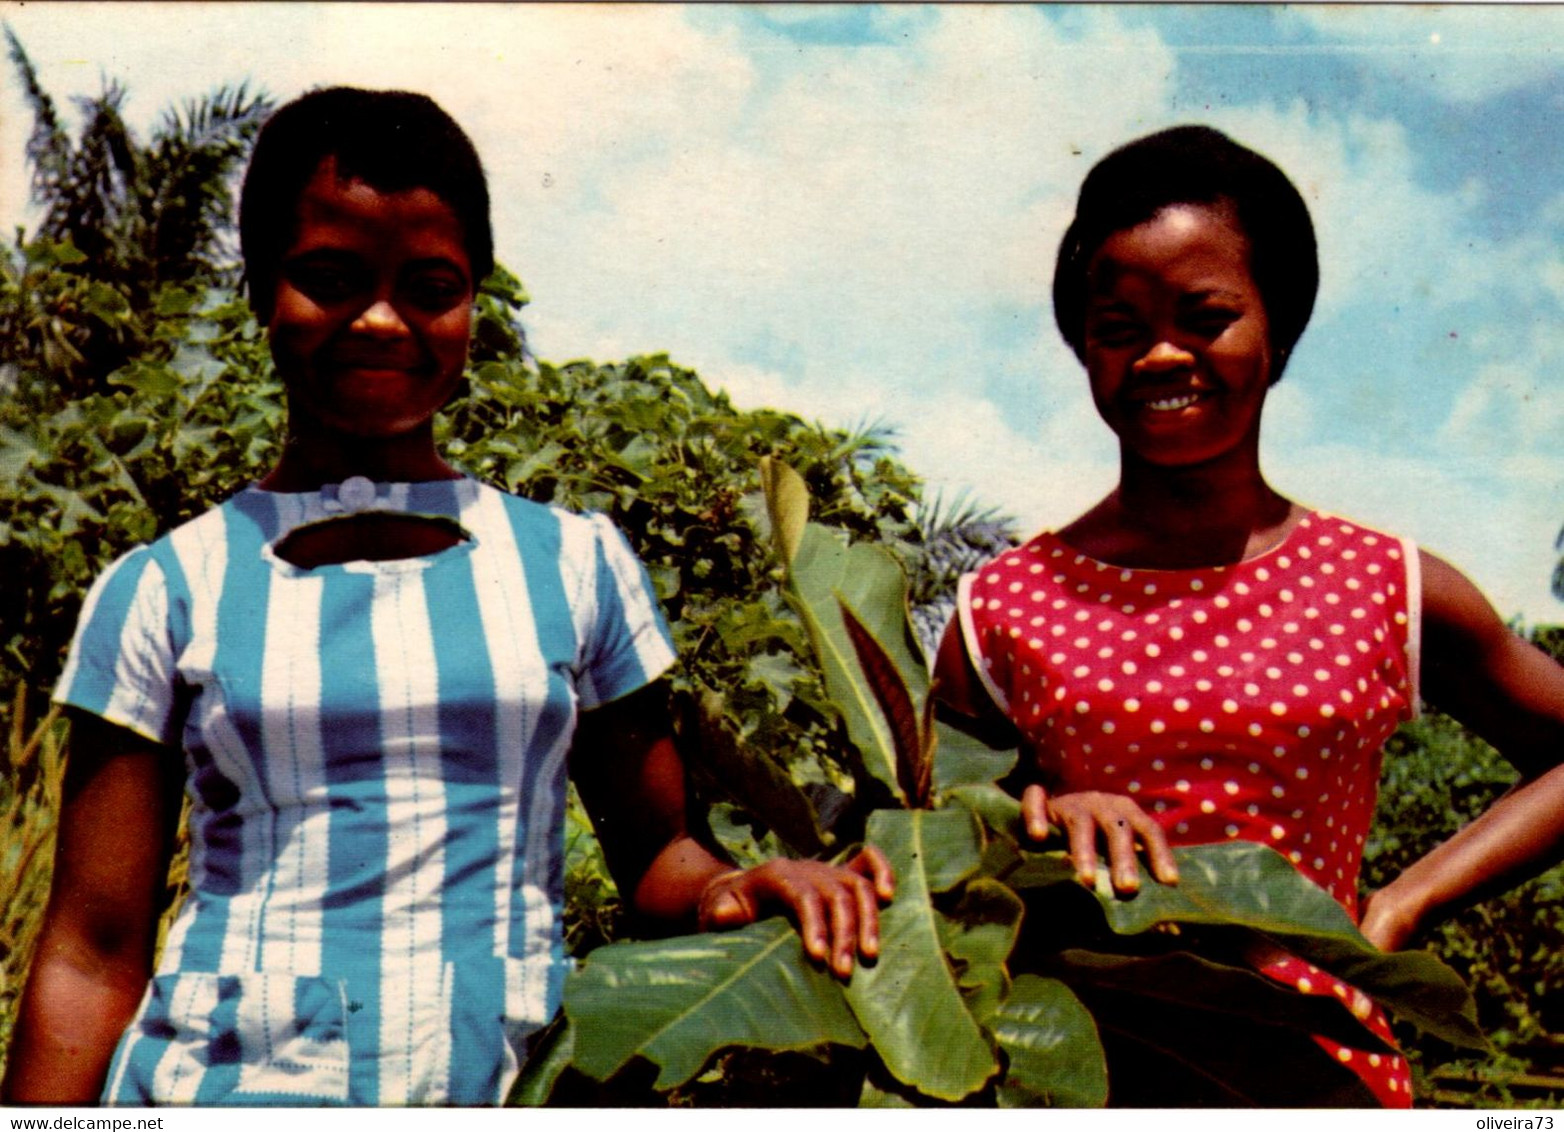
[{"left": 338, "top": 475, "right": 378, "bottom": 512}]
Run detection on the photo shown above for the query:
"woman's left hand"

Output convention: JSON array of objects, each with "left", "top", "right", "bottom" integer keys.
[
  {"left": 572, "top": 684, "right": 894, "bottom": 976},
  {"left": 697, "top": 848, "right": 896, "bottom": 977}
]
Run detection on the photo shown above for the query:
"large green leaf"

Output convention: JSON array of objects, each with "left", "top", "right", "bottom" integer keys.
[
  {"left": 989, "top": 976, "right": 1107, "bottom": 1108},
  {"left": 936, "top": 877, "right": 1023, "bottom": 1019},
  {"left": 943, "top": 782, "right": 1022, "bottom": 838},
  {"left": 931, "top": 716, "right": 1018, "bottom": 792},
  {"left": 782, "top": 524, "right": 930, "bottom": 803},
  {"left": 843, "top": 809, "right": 995, "bottom": 1101},
  {"left": 858, "top": 1079, "right": 917, "bottom": 1107},
  {"left": 759, "top": 455, "right": 807, "bottom": 567},
  {"left": 1091, "top": 845, "right": 1481, "bottom": 1046},
  {"left": 562, "top": 918, "right": 865, "bottom": 1089},
  {"left": 875, "top": 806, "right": 984, "bottom": 895},
  {"left": 1044, "top": 948, "right": 1398, "bottom": 1053},
  {"left": 1006, "top": 841, "right": 1485, "bottom": 1050},
  {"left": 799, "top": 529, "right": 928, "bottom": 700},
  {"left": 507, "top": 1017, "right": 575, "bottom": 1105},
  {"left": 1008, "top": 841, "right": 1367, "bottom": 939},
  {"left": 761, "top": 456, "right": 930, "bottom": 806}
]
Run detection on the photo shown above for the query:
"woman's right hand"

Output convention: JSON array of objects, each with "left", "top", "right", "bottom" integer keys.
[{"left": 1021, "top": 784, "right": 1180, "bottom": 896}]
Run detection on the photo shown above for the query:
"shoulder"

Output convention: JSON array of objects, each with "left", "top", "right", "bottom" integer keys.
[
  {"left": 1418, "top": 548, "right": 1509, "bottom": 653},
  {"left": 1416, "top": 545, "right": 1543, "bottom": 693},
  {"left": 1415, "top": 547, "right": 1564, "bottom": 770},
  {"left": 470, "top": 482, "right": 650, "bottom": 585},
  {"left": 965, "top": 531, "right": 1059, "bottom": 596},
  {"left": 87, "top": 498, "right": 238, "bottom": 592},
  {"left": 467, "top": 480, "right": 606, "bottom": 548},
  {"left": 1301, "top": 510, "right": 1411, "bottom": 559}
]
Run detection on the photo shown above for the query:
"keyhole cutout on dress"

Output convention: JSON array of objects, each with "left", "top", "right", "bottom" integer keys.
[{"left": 272, "top": 513, "right": 470, "bottom": 568}]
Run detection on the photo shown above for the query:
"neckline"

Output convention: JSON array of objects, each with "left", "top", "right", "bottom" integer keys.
[
  {"left": 243, "top": 474, "right": 473, "bottom": 513},
  {"left": 1038, "top": 509, "right": 1319, "bottom": 575},
  {"left": 244, "top": 475, "right": 481, "bottom": 577}
]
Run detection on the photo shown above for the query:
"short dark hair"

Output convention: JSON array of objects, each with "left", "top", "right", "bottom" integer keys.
[
  {"left": 239, "top": 87, "right": 493, "bottom": 321},
  {"left": 1051, "top": 125, "right": 1318, "bottom": 382}
]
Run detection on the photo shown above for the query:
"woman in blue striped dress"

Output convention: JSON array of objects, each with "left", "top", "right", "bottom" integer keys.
[{"left": 4, "top": 88, "right": 892, "bottom": 1107}]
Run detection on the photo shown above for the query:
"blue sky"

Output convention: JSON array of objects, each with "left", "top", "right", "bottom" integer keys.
[{"left": 3, "top": 3, "right": 1561, "bottom": 624}]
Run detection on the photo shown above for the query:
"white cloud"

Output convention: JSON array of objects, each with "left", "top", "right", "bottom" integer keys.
[
  {"left": 896, "top": 370, "right": 1119, "bottom": 541},
  {"left": 1284, "top": 6, "right": 1564, "bottom": 104},
  {"left": 512, "top": 6, "right": 1179, "bottom": 370},
  {"left": 0, "top": 4, "right": 753, "bottom": 236},
  {"left": 1189, "top": 103, "right": 1494, "bottom": 326},
  {"left": 3, "top": 3, "right": 1559, "bottom": 623},
  {"left": 1440, "top": 338, "right": 1564, "bottom": 465}
]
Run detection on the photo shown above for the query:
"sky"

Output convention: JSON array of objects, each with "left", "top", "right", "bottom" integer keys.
[{"left": 2, "top": 2, "right": 1562, "bottom": 625}]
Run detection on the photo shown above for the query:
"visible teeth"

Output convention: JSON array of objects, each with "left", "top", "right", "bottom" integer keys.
[{"left": 1146, "top": 394, "right": 1199, "bottom": 411}]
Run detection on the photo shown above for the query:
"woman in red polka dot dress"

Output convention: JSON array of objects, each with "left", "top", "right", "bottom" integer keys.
[{"left": 935, "top": 126, "right": 1564, "bottom": 1107}]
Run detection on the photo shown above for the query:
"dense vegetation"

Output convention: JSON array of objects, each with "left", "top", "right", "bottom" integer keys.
[{"left": 0, "top": 32, "right": 1558, "bottom": 1105}]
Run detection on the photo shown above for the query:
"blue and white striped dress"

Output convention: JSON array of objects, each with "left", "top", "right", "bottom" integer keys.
[{"left": 53, "top": 476, "right": 676, "bottom": 1105}]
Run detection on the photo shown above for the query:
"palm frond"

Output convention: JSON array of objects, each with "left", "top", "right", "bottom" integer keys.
[
  {"left": 913, "top": 489, "right": 1017, "bottom": 580},
  {"left": 157, "top": 83, "right": 271, "bottom": 150},
  {"left": 906, "top": 488, "right": 1019, "bottom": 655},
  {"left": 144, "top": 85, "right": 273, "bottom": 283},
  {"left": 1554, "top": 522, "right": 1564, "bottom": 603},
  {"left": 818, "top": 415, "right": 899, "bottom": 467},
  {"left": 4, "top": 24, "right": 72, "bottom": 207}
]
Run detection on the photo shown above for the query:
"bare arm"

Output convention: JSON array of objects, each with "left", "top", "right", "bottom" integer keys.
[
  {"left": 2, "top": 713, "right": 181, "bottom": 1104},
  {"left": 1359, "top": 551, "right": 1564, "bottom": 951},
  {"left": 569, "top": 681, "right": 892, "bottom": 977}
]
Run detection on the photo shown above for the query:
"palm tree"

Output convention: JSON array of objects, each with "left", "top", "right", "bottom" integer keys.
[
  {"left": 3, "top": 25, "right": 271, "bottom": 393},
  {"left": 907, "top": 490, "right": 1017, "bottom": 656}
]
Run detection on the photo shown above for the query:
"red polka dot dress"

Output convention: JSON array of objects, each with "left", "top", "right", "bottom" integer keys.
[{"left": 958, "top": 512, "right": 1421, "bottom": 1106}]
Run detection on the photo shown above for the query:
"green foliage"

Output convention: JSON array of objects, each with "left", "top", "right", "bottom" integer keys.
[
  {"left": 0, "top": 25, "right": 275, "bottom": 728},
  {"left": 907, "top": 490, "right": 1017, "bottom": 655},
  {"left": 842, "top": 809, "right": 995, "bottom": 1100},
  {"left": 5, "top": 26, "right": 270, "bottom": 396},
  {"left": 558, "top": 918, "right": 868, "bottom": 1090},
  {"left": 533, "top": 469, "right": 1485, "bottom": 1107},
  {"left": 0, "top": 272, "right": 279, "bottom": 722},
  {"left": 1554, "top": 524, "right": 1564, "bottom": 604},
  {"left": 990, "top": 975, "right": 1107, "bottom": 1107}
]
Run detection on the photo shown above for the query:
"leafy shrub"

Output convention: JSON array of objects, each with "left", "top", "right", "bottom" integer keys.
[{"left": 516, "top": 463, "right": 1487, "bottom": 1108}]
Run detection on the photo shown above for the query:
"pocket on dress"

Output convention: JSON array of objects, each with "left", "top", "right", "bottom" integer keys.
[{"left": 107, "top": 971, "right": 352, "bottom": 1106}]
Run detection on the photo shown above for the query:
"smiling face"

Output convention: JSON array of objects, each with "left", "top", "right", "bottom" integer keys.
[
  {"left": 1082, "top": 203, "right": 1273, "bottom": 470},
  {"left": 268, "top": 157, "right": 474, "bottom": 442}
]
